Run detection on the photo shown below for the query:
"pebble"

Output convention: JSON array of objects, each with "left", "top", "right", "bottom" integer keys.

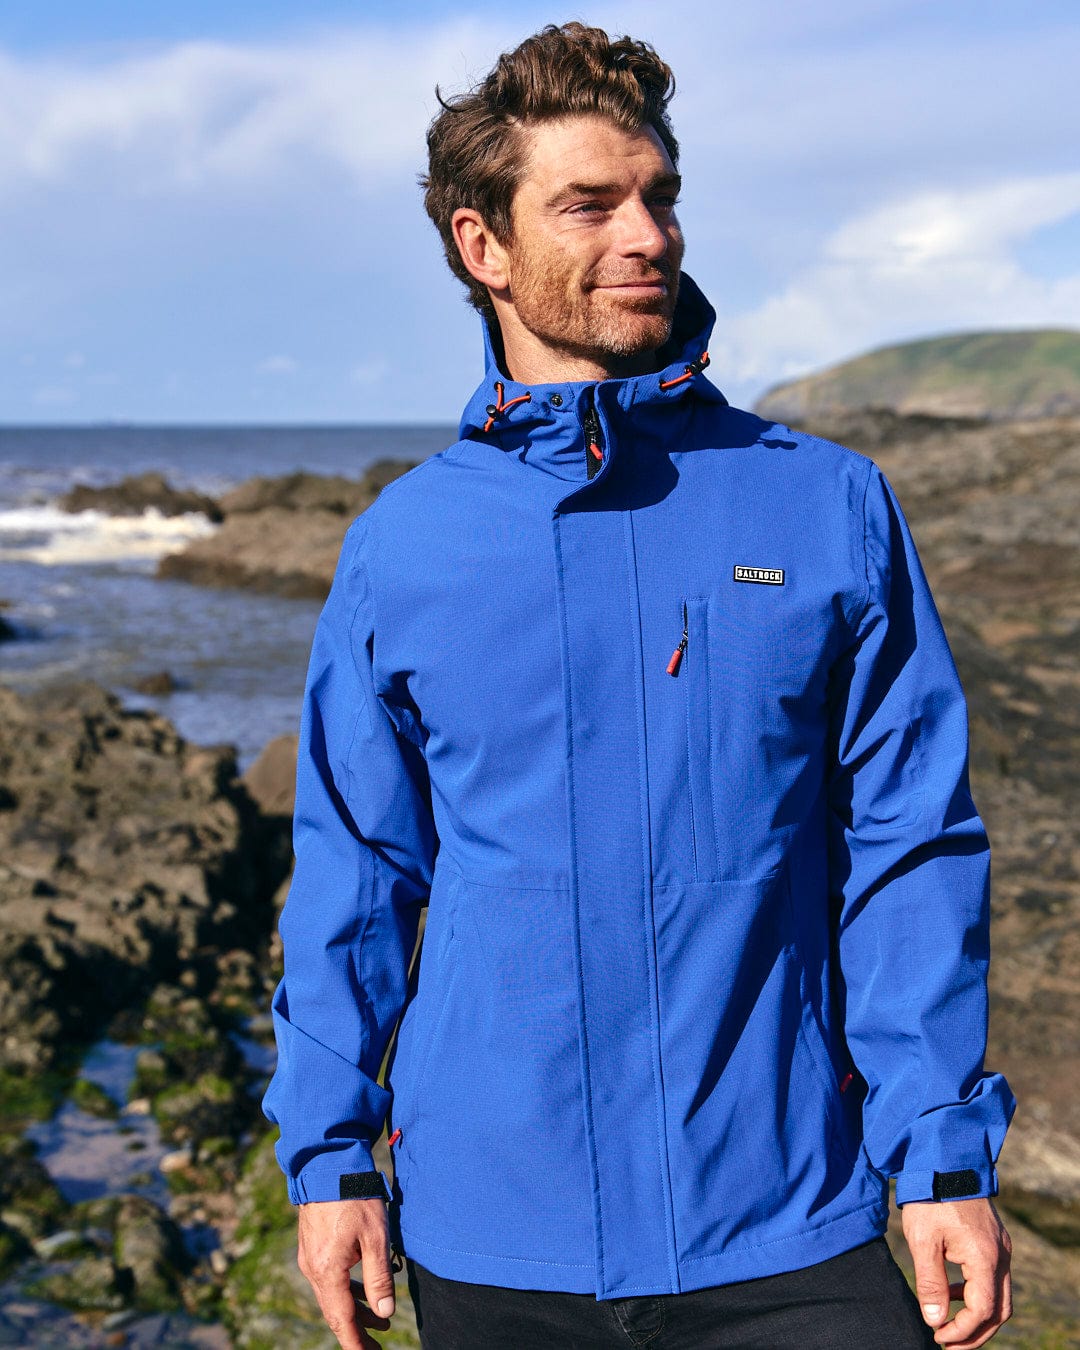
[{"left": 32, "top": 1229, "right": 82, "bottom": 1258}]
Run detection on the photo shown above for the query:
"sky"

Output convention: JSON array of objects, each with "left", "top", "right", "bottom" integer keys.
[{"left": 0, "top": 0, "right": 1078, "bottom": 424}]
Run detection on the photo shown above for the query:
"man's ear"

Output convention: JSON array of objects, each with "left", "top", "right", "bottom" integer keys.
[{"left": 451, "top": 208, "right": 511, "bottom": 295}]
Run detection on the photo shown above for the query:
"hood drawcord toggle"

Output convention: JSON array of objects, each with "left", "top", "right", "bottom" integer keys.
[
  {"left": 659, "top": 351, "right": 710, "bottom": 392},
  {"left": 483, "top": 381, "right": 532, "bottom": 433}
]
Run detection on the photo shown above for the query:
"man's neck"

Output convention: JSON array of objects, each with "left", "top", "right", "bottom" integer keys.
[{"left": 495, "top": 317, "right": 659, "bottom": 385}]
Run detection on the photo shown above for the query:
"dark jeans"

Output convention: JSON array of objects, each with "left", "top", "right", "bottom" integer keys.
[{"left": 405, "top": 1237, "right": 936, "bottom": 1349}]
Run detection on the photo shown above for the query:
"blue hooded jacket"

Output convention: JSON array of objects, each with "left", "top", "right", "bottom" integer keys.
[{"left": 263, "top": 274, "right": 1015, "bottom": 1298}]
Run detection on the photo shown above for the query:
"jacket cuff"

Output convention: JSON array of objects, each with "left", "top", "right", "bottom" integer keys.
[
  {"left": 286, "top": 1141, "right": 382, "bottom": 1205},
  {"left": 895, "top": 1162, "right": 1000, "bottom": 1206}
]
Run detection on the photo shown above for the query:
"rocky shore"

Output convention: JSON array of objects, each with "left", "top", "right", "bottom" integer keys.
[
  {"left": 155, "top": 461, "right": 419, "bottom": 599},
  {"left": 4, "top": 415, "right": 1078, "bottom": 1343},
  {"left": 0, "top": 684, "right": 420, "bottom": 1345}
]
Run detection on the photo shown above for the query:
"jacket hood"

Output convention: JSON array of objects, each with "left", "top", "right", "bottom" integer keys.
[{"left": 458, "top": 272, "right": 728, "bottom": 467}]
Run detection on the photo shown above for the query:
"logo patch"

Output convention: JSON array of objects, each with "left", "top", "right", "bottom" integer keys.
[{"left": 734, "top": 564, "right": 785, "bottom": 586}]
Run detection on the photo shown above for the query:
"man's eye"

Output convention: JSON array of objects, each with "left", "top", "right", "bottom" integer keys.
[
  {"left": 571, "top": 202, "right": 607, "bottom": 215},
  {"left": 651, "top": 196, "right": 681, "bottom": 211}
]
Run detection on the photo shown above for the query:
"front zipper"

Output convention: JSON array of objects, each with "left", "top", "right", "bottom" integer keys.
[
  {"left": 673, "top": 596, "right": 718, "bottom": 880},
  {"left": 582, "top": 391, "right": 604, "bottom": 480}
]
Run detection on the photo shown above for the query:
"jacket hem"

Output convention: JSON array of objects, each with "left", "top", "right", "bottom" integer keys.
[{"left": 399, "top": 1199, "right": 889, "bottom": 1298}]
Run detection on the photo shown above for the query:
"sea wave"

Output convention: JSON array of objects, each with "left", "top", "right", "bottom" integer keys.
[{"left": 0, "top": 505, "right": 217, "bottom": 566}]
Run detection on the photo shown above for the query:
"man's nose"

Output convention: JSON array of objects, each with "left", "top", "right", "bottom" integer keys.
[{"left": 613, "top": 198, "right": 670, "bottom": 258}]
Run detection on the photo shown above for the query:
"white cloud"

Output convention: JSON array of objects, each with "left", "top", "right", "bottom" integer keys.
[
  {"left": 710, "top": 172, "right": 1080, "bottom": 398},
  {"left": 257, "top": 354, "right": 298, "bottom": 376},
  {"left": 32, "top": 384, "right": 77, "bottom": 406},
  {"left": 0, "top": 21, "right": 517, "bottom": 199},
  {"left": 349, "top": 359, "right": 389, "bottom": 387}
]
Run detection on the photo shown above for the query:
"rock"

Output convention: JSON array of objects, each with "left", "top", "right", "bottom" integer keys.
[
  {"left": 0, "top": 682, "right": 291, "bottom": 1074},
  {"left": 159, "top": 1147, "right": 194, "bottom": 1174},
  {"left": 27, "top": 1254, "right": 127, "bottom": 1312},
  {"left": 218, "top": 471, "right": 371, "bottom": 517},
  {"left": 59, "top": 472, "right": 223, "bottom": 522},
  {"left": 130, "top": 670, "right": 180, "bottom": 696},
  {"left": 0, "top": 1134, "right": 69, "bottom": 1239},
  {"left": 0, "top": 1219, "right": 29, "bottom": 1279},
  {"left": 242, "top": 735, "right": 298, "bottom": 820},
  {"left": 157, "top": 461, "right": 418, "bottom": 600},
  {"left": 70, "top": 1076, "right": 120, "bottom": 1119},
  {"left": 157, "top": 507, "right": 352, "bottom": 599},
  {"left": 153, "top": 1073, "right": 245, "bottom": 1147},
  {"left": 32, "top": 1228, "right": 91, "bottom": 1259},
  {"left": 113, "top": 1194, "right": 188, "bottom": 1312}
]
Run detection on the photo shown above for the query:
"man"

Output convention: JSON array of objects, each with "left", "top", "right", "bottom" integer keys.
[{"left": 263, "top": 22, "right": 1016, "bottom": 1350}]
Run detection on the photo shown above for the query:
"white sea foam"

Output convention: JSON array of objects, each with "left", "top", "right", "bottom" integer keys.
[{"left": 0, "top": 504, "right": 217, "bottom": 565}]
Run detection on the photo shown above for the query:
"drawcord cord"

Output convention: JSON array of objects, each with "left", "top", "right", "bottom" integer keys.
[
  {"left": 481, "top": 353, "right": 705, "bottom": 435},
  {"left": 658, "top": 351, "right": 710, "bottom": 391},
  {"left": 483, "top": 382, "right": 532, "bottom": 433}
]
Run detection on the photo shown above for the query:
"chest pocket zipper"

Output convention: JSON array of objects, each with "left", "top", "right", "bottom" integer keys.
[{"left": 669, "top": 597, "right": 718, "bottom": 881}]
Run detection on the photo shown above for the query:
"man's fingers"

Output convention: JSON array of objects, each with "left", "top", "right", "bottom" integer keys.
[
  {"left": 932, "top": 1274, "right": 996, "bottom": 1346},
  {"left": 350, "top": 1278, "right": 393, "bottom": 1330},
  {"left": 309, "top": 1262, "right": 368, "bottom": 1350},
  {"left": 911, "top": 1233, "right": 951, "bottom": 1328},
  {"left": 932, "top": 1247, "right": 1009, "bottom": 1348},
  {"left": 359, "top": 1226, "right": 396, "bottom": 1320}
]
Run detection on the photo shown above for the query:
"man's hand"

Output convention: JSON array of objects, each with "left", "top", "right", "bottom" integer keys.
[
  {"left": 297, "top": 1198, "right": 396, "bottom": 1350},
  {"left": 902, "top": 1197, "right": 1012, "bottom": 1347}
]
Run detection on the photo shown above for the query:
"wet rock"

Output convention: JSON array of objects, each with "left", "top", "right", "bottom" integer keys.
[
  {"left": 32, "top": 1228, "right": 95, "bottom": 1259},
  {"left": 70, "top": 1077, "right": 120, "bottom": 1120},
  {"left": 0, "top": 1220, "right": 29, "bottom": 1279},
  {"left": 0, "top": 1134, "right": 69, "bottom": 1239},
  {"left": 153, "top": 1074, "right": 245, "bottom": 1148},
  {"left": 59, "top": 472, "right": 223, "bottom": 522},
  {"left": 0, "top": 683, "right": 289, "bottom": 1073},
  {"left": 113, "top": 1194, "right": 188, "bottom": 1312},
  {"left": 27, "top": 1253, "right": 127, "bottom": 1311}
]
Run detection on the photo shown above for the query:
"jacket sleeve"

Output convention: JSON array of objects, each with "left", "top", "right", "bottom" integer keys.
[
  {"left": 826, "top": 460, "right": 1015, "bottom": 1206},
  {"left": 262, "top": 511, "right": 436, "bottom": 1204}
]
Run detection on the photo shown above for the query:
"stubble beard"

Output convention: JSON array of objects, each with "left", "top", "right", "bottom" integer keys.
[{"left": 507, "top": 245, "right": 683, "bottom": 369}]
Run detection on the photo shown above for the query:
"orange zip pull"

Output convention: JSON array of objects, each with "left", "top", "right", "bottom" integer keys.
[
  {"left": 388, "top": 1127, "right": 402, "bottom": 1147},
  {"left": 839, "top": 1073, "right": 853, "bottom": 1095},
  {"left": 667, "top": 603, "right": 688, "bottom": 675},
  {"left": 589, "top": 441, "right": 603, "bottom": 461}
]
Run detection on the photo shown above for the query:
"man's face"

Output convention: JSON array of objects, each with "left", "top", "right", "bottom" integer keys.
[{"left": 500, "top": 115, "right": 685, "bottom": 375}]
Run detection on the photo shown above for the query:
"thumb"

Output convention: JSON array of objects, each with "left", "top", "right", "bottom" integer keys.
[
  {"left": 912, "top": 1238, "right": 951, "bottom": 1328},
  {"left": 361, "top": 1227, "right": 396, "bottom": 1320}
]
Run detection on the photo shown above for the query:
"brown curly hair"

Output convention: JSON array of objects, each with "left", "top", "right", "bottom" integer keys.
[{"left": 420, "top": 22, "right": 679, "bottom": 322}]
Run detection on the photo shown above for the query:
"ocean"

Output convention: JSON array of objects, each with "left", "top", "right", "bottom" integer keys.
[{"left": 0, "top": 425, "right": 455, "bottom": 769}]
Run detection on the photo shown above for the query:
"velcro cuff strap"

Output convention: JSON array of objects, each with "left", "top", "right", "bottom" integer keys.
[
  {"left": 932, "top": 1168, "right": 981, "bottom": 1201},
  {"left": 339, "top": 1170, "right": 391, "bottom": 1201}
]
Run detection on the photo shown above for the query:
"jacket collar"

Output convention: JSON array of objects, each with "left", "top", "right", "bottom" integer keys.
[{"left": 458, "top": 273, "right": 727, "bottom": 481}]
